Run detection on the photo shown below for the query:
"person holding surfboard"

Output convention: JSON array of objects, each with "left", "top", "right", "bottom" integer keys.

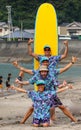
[
  {"left": 15, "top": 65, "right": 77, "bottom": 124},
  {"left": 27, "top": 38, "right": 68, "bottom": 67}
]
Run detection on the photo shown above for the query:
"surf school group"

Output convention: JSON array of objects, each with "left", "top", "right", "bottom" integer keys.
[{"left": 9, "top": 38, "right": 79, "bottom": 127}]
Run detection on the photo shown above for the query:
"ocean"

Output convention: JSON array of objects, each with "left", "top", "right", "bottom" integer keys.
[{"left": 0, "top": 62, "right": 33, "bottom": 88}]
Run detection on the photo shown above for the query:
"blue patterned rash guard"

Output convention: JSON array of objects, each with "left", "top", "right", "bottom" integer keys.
[
  {"left": 32, "top": 67, "right": 60, "bottom": 87},
  {"left": 27, "top": 90, "right": 56, "bottom": 119},
  {"left": 29, "top": 72, "right": 57, "bottom": 91},
  {"left": 38, "top": 55, "right": 61, "bottom": 68}
]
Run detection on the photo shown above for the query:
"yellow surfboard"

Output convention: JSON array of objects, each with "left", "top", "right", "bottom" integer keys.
[{"left": 34, "top": 3, "right": 58, "bottom": 70}]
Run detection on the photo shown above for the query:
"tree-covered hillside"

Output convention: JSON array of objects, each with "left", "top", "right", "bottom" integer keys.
[{"left": 0, "top": 0, "right": 81, "bottom": 29}]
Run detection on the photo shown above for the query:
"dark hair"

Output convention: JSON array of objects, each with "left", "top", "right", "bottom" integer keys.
[
  {"left": 0, "top": 76, "right": 3, "bottom": 78},
  {"left": 44, "top": 47, "right": 51, "bottom": 51},
  {"left": 8, "top": 73, "right": 11, "bottom": 76}
]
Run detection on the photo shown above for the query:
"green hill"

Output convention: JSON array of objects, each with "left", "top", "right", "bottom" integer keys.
[{"left": 0, "top": 0, "right": 81, "bottom": 28}]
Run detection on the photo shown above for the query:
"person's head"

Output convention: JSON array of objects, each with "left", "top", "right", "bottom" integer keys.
[
  {"left": 8, "top": 73, "right": 11, "bottom": 77},
  {"left": 0, "top": 76, "right": 3, "bottom": 79},
  {"left": 36, "top": 80, "right": 45, "bottom": 92},
  {"left": 44, "top": 45, "right": 51, "bottom": 57},
  {"left": 39, "top": 65, "right": 49, "bottom": 79},
  {"left": 40, "top": 56, "right": 49, "bottom": 66}
]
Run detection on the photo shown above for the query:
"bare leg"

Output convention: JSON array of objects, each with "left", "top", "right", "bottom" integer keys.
[
  {"left": 33, "top": 124, "right": 39, "bottom": 127},
  {"left": 20, "top": 106, "right": 34, "bottom": 124},
  {"left": 58, "top": 105, "right": 77, "bottom": 122},
  {"left": 50, "top": 107, "right": 56, "bottom": 121},
  {"left": 43, "top": 123, "right": 50, "bottom": 127}
]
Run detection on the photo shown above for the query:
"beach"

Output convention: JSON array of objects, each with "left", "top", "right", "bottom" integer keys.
[
  {"left": 0, "top": 81, "right": 81, "bottom": 130},
  {"left": 0, "top": 39, "right": 81, "bottom": 129}
]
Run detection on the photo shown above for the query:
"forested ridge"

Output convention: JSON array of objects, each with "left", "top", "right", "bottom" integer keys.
[{"left": 0, "top": 0, "right": 81, "bottom": 28}]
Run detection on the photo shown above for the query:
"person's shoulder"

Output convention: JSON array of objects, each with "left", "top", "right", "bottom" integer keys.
[
  {"left": 47, "top": 73, "right": 54, "bottom": 80},
  {"left": 31, "top": 90, "right": 38, "bottom": 96},
  {"left": 44, "top": 90, "right": 56, "bottom": 96},
  {"left": 27, "top": 90, "right": 35, "bottom": 95},
  {"left": 34, "top": 71, "right": 40, "bottom": 77},
  {"left": 51, "top": 55, "right": 61, "bottom": 58},
  {"left": 33, "top": 69, "right": 39, "bottom": 75}
]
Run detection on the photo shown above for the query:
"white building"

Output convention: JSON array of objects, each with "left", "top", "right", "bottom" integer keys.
[
  {"left": 0, "top": 22, "right": 20, "bottom": 39},
  {"left": 58, "top": 21, "right": 81, "bottom": 36},
  {"left": 67, "top": 21, "right": 81, "bottom": 36},
  {"left": 0, "top": 22, "right": 9, "bottom": 37}
]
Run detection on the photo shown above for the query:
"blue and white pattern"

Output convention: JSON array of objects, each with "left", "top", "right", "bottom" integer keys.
[
  {"left": 38, "top": 55, "right": 61, "bottom": 67},
  {"left": 27, "top": 90, "right": 56, "bottom": 119},
  {"left": 29, "top": 73, "right": 57, "bottom": 91}
]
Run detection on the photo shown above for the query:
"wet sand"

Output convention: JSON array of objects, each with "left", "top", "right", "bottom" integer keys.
[{"left": 0, "top": 81, "right": 81, "bottom": 130}]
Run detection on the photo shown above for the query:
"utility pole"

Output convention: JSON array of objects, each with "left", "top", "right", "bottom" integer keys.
[
  {"left": 6, "top": 6, "right": 13, "bottom": 41},
  {"left": 21, "top": 20, "right": 23, "bottom": 41}
]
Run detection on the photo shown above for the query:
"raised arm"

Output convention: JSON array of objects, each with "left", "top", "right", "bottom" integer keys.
[
  {"left": 13, "top": 61, "right": 34, "bottom": 75},
  {"left": 60, "top": 40, "right": 68, "bottom": 60},
  {"left": 57, "top": 84, "right": 73, "bottom": 93},
  {"left": 12, "top": 61, "right": 21, "bottom": 69},
  {"left": 27, "top": 38, "right": 39, "bottom": 60},
  {"left": 11, "top": 85, "right": 27, "bottom": 93},
  {"left": 59, "top": 56, "right": 77, "bottom": 74},
  {"left": 15, "top": 78, "right": 30, "bottom": 85}
]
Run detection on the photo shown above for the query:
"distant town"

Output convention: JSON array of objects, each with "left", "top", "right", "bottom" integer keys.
[{"left": 0, "top": 21, "right": 81, "bottom": 41}]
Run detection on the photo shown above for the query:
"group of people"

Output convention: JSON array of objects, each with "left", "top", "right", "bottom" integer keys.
[
  {"left": 11, "top": 39, "right": 78, "bottom": 127},
  {"left": 0, "top": 73, "right": 12, "bottom": 95}
]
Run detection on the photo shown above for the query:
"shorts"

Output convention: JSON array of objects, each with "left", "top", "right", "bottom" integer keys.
[
  {"left": 51, "top": 95, "right": 63, "bottom": 107},
  {"left": 6, "top": 83, "right": 10, "bottom": 88},
  {"left": 33, "top": 118, "right": 50, "bottom": 125},
  {"left": 17, "top": 76, "right": 22, "bottom": 81}
]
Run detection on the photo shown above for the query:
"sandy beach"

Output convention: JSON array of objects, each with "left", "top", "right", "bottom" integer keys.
[{"left": 0, "top": 81, "right": 81, "bottom": 130}]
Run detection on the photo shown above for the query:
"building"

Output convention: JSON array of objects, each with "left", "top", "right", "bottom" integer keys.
[
  {"left": 58, "top": 23, "right": 69, "bottom": 36},
  {"left": 0, "top": 22, "right": 19, "bottom": 36},
  {"left": 3, "top": 30, "right": 34, "bottom": 40},
  {"left": 58, "top": 21, "right": 81, "bottom": 39},
  {"left": 25, "top": 29, "right": 34, "bottom": 35},
  {"left": 67, "top": 21, "right": 81, "bottom": 36},
  {"left": 0, "top": 22, "right": 9, "bottom": 37}
]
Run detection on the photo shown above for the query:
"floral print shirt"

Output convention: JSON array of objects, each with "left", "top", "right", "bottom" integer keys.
[
  {"left": 27, "top": 90, "right": 56, "bottom": 119},
  {"left": 29, "top": 73, "right": 57, "bottom": 91},
  {"left": 32, "top": 67, "right": 60, "bottom": 87},
  {"left": 38, "top": 55, "right": 61, "bottom": 68}
]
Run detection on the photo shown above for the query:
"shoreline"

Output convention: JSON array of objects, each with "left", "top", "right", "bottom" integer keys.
[
  {"left": 0, "top": 56, "right": 33, "bottom": 63},
  {"left": 0, "top": 57, "right": 81, "bottom": 66}
]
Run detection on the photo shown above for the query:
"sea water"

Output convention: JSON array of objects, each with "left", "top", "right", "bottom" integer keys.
[
  {"left": 0, "top": 62, "right": 81, "bottom": 88},
  {"left": 0, "top": 62, "right": 34, "bottom": 88}
]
